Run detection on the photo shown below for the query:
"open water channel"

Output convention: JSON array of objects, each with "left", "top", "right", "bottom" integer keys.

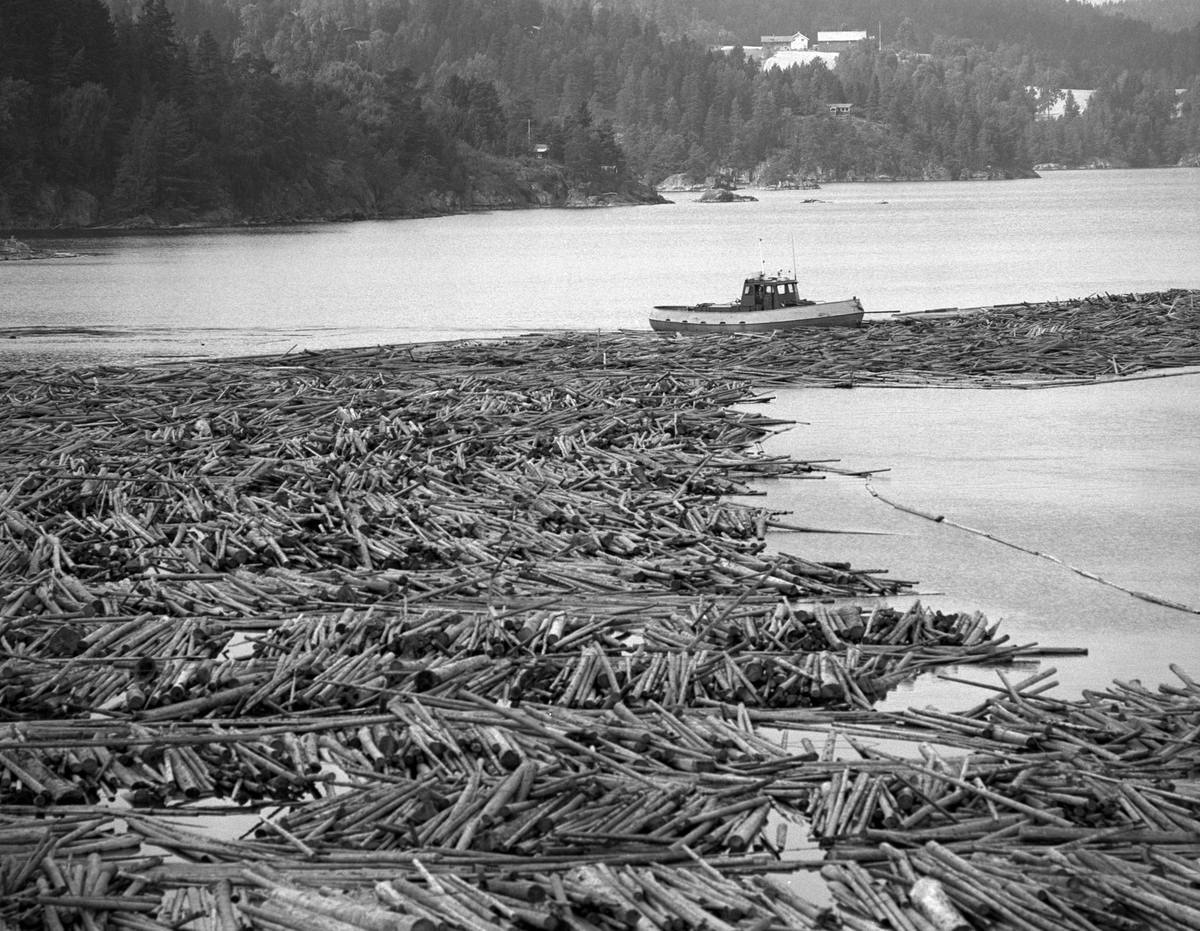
[{"left": 3, "top": 167, "right": 1200, "bottom": 706}]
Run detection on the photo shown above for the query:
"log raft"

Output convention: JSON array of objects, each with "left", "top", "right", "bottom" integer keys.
[{"left": 2, "top": 289, "right": 1197, "bottom": 931}]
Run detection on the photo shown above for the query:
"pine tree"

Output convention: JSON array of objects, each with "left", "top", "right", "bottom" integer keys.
[
  {"left": 133, "top": 0, "right": 179, "bottom": 105},
  {"left": 192, "top": 31, "right": 229, "bottom": 143},
  {"left": 111, "top": 108, "right": 161, "bottom": 214},
  {"left": 52, "top": 82, "right": 112, "bottom": 184}
]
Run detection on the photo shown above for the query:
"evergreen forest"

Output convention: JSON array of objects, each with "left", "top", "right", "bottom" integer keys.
[{"left": 2, "top": 0, "right": 1199, "bottom": 228}]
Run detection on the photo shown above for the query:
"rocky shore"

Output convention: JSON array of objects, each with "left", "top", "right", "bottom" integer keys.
[
  {"left": 0, "top": 236, "right": 78, "bottom": 260},
  {"left": 656, "top": 163, "right": 1041, "bottom": 195},
  {"left": 0, "top": 160, "right": 667, "bottom": 232}
]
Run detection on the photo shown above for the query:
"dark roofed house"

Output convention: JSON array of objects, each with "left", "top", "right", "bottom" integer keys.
[{"left": 760, "top": 31, "right": 808, "bottom": 55}]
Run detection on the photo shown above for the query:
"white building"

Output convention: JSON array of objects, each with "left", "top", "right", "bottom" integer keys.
[
  {"left": 1032, "top": 88, "right": 1095, "bottom": 119},
  {"left": 761, "top": 32, "right": 809, "bottom": 54},
  {"left": 815, "top": 30, "right": 869, "bottom": 51},
  {"left": 721, "top": 27, "right": 866, "bottom": 70}
]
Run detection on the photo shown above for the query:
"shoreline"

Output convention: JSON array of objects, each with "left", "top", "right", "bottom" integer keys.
[
  {"left": 0, "top": 179, "right": 670, "bottom": 236},
  {"left": 3, "top": 291, "right": 1200, "bottom": 931},
  {"left": 12, "top": 163, "right": 1200, "bottom": 235},
  {"left": 0, "top": 197, "right": 664, "bottom": 236}
]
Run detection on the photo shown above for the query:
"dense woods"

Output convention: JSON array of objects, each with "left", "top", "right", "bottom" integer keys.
[
  {"left": 1102, "top": 0, "right": 1200, "bottom": 35},
  {"left": 1, "top": 0, "right": 1198, "bottom": 228}
]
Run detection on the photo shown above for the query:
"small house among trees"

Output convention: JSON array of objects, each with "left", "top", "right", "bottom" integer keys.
[{"left": 760, "top": 33, "right": 809, "bottom": 54}]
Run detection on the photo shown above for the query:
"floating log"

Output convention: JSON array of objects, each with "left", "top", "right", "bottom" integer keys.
[{"left": 2, "top": 291, "right": 1197, "bottom": 931}]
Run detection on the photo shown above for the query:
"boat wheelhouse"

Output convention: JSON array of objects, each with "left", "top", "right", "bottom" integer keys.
[{"left": 650, "top": 273, "right": 864, "bottom": 335}]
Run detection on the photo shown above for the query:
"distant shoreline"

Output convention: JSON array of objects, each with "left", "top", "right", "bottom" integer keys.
[{"left": 5, "top": 163, "right": 1197, "bottom": 235}]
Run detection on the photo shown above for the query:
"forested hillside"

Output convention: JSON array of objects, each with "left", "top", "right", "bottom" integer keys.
[
  {"left": 1100, "top": 0, "right": 1200, "bottom": 35},
  {"left": 618, "top": 0, "right": 1199, "bottom": 82},
  {"left": 1, "top": 0, "right": 1198, "bottom": 229}
]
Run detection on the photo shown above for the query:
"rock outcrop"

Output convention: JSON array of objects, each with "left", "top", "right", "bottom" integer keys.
[
  {"left": 0, "top": 237, "right": 35, "bottom": 259},
  {"left": 697, "top": 188, "right": 758, "bottom": 203},
  {"left": 656, "top": 172, "right": 702, "bottom": 192},
  {"left": 0, "top": 187, "right": 101, "bottom": 229}
]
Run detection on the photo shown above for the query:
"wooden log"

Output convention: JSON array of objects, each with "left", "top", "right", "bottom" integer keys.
[{"left": 909, "top": 877, "right": 971, "bottom": 931}]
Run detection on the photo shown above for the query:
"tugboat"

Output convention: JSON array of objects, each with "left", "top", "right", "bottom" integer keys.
[{"left": 650, "top": 272, "right": 864, "bottom": 335}]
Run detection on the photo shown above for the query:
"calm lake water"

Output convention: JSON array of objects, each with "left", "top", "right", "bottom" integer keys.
[
  {"left": 3, "top": 167, "right": 1199, "bottom": 705},
  {"left": 3, "top": 167, "right": 1199, "bottom": 364},
  {"left": 747, "top": 373, "right": 1200, "bottom": 711}
]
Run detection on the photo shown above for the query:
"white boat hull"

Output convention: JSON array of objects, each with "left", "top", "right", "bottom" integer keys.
[{"left": 649, "top": 298, "right": 864, "bottom": 335}]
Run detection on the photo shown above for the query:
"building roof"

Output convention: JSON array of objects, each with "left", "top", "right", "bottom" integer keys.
[{"left": 817, "top": 30, "right": 867, "bottom": 42}]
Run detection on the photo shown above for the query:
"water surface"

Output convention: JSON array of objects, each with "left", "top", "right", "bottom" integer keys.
[
  {"left": 748, "top": 372, "right": 1200, "bottom": 707},
  {"left": 3, "top": 168, "right": 1198, "bottom": 364}
]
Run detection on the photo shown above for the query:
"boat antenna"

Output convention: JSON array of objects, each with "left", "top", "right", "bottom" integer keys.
[
  {"left": 790, "top": 233, "right": 798, "bottom": 279},
  {"left": 758, "top": 237, "right": 765, "bottom": 277}
]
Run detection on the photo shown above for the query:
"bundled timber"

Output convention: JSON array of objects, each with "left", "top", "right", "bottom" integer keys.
[{"left": 1, "top": 290, "right": 1194, "bottom": 931}]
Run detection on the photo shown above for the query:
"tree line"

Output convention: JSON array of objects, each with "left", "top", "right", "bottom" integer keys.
[
  {"left": 1089, "top": 0, "right": 1200, "bottom": 37},
  {"left": 1, "top": 0, "right": 1197, "bottom": 227},
  {"left": 0, "top": 0, "right": 635, "bottom": 225}
]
